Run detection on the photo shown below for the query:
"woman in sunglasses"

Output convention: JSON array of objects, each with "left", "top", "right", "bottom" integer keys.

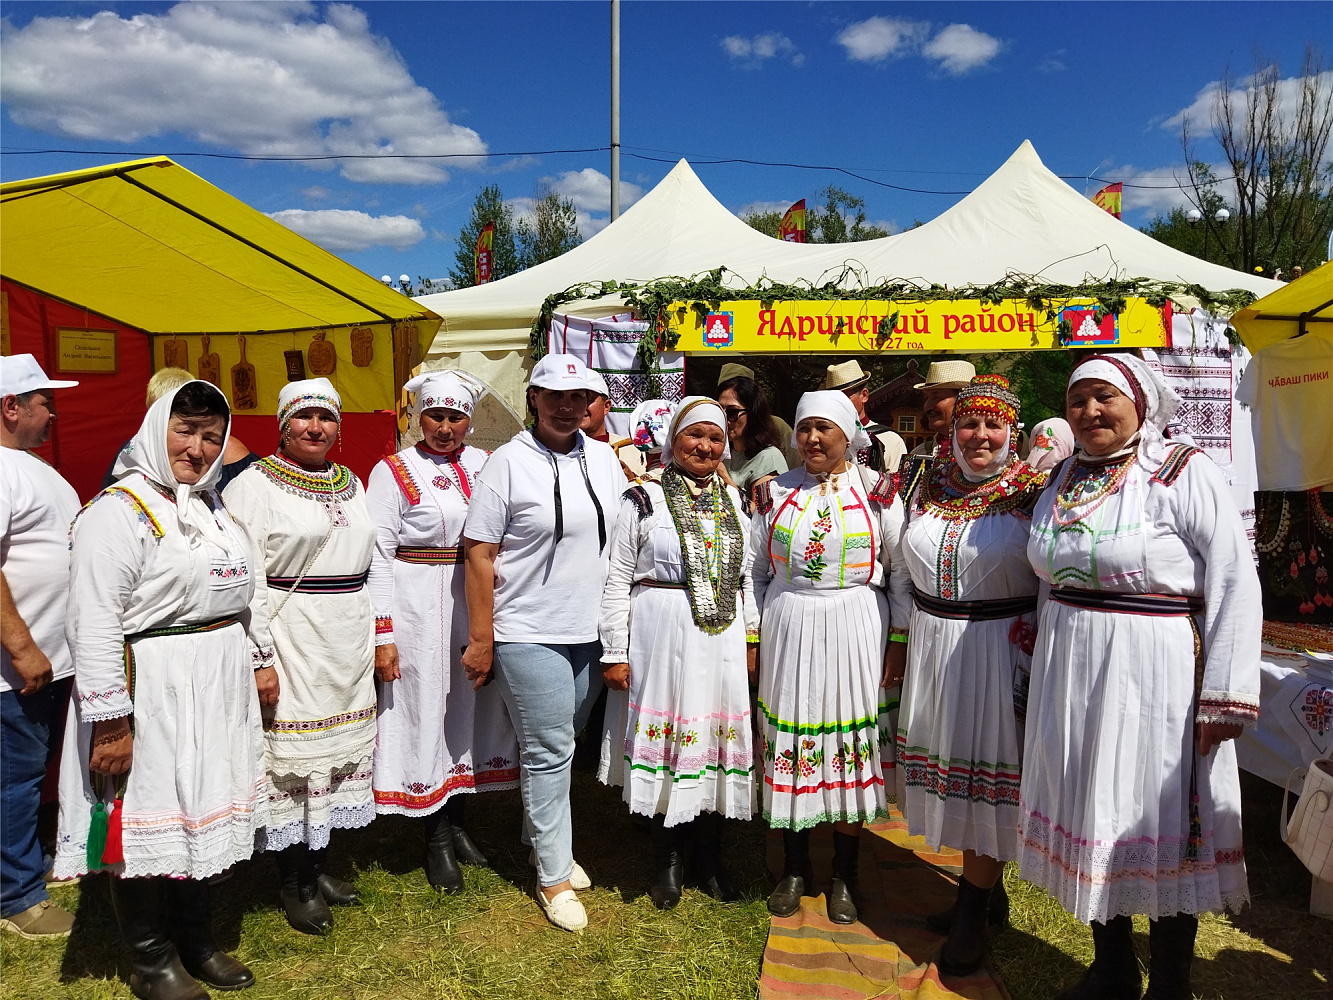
[{"left": 718, "top": 376, "right": 787, "bottom": 501}]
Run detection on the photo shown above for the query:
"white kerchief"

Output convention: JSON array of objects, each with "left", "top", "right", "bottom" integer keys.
[
  {"left": 667, "top": 396, "right": 731, "bottom": 460},
  {"left": 278, "top": 378, "right": 341, "bottom": 432},
  {"left": 951, "top": 434, "right": 1012, "bottom": 482},
  {"left": 1068, "top": 353, "right": 1179, "bottom": 465},
  {"left": 403, "top": 369, "right": 485, "bottom": 417},
  {"left": 120, "top": 381, "right": 234, "bottom": 549},
  {"left": 791, "top": 390, "right": 870, "bottom": 457},
  {"left": 1026, "top": 417, "right": 1075, "bottom": 472}
]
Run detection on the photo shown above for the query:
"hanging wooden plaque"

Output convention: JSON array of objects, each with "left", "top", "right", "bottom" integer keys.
[
  {"left": 198, "top": 335, "right": 221, "bottom": 387},
  {"left": 163, "top": 337, "right": 188, "bottom": 370},
  {"left": 231, "top": 335, "right": 257, "bottom": 410},
  {"left": 308, "top": 330, "right": 336, "bottom": 376},
  {"left": 284, "top": 350, "right": 306, "bottom": 382},
  {"left": 350, "top": 326, "right": 373, "bottom": 367}
]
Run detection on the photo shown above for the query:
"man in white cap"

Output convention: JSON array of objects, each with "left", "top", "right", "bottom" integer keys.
[
  {"left": 0, "top": 355, "right": 80, "bottom": 939},
  {"left": 580, "top": 369, "right": 613, "bottom": 444},
  {"left": 899, "top": 358, "right": 977, "bottom": 497},
  {"left": 819, "top": 360, "right": 907, "bottom": 474}
]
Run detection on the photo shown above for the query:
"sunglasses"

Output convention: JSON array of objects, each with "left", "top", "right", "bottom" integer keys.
[{"left": 723, "top": 406, "right": 747, "bottom": 422}]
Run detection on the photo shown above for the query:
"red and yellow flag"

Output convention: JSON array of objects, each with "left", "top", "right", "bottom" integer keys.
[
  {"left": 1092, "top": 183, "right": 1123, "bottom": 220},
  {"left": 778, "top": 199, "right": 806, "bottom": 243},
  {"left": 474, "top": 221, "right": 495, "bottom": 284}
]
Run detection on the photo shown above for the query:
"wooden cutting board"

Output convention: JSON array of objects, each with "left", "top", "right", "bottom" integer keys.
[
  {"left": 163, "top": 336, "right": 188, "bottom": 370},
  {"left": 197, "top": 335, "right": 221, "bottom": 387},
  {"left": 308, "top": 330, "right": 336, "bottom": 376},
  {"left": 231, "top": 335, "right": 257, "bottom": 410},
  {"left": 350, "top": 326, "right": 373, "bottom": 367}
]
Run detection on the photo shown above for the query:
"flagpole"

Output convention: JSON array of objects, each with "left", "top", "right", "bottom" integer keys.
[{"left": 610, "top": 0, "right": 621, "bottom": 222}]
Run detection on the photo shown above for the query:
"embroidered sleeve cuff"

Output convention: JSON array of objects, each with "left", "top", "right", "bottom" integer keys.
[
  {"left": 746, "top": 629, "right": 760, "bottom": 644},
  {"left": 601, "top": 647, "right": 628, "bottom": 664},
  {"left": 76, "top": 687, "right": 134, "bottom": 724},
  {"left": 1196, "top": 690, "right": 1261, "bottom": 727},
  {"left": 374, "top": 616, "right": 395, "bottom": 645},
  {"left": 888, "top": 632, "right": 909, "bottom": 644},
  {"left": 251, "top": 646, "right": 276, "bottom": 670}
]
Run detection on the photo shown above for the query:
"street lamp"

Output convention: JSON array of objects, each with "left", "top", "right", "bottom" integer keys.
[
  {"left": 399, "top": 274, "right": 412, "bottom": 295},
  {"left": 1185, "top": 207, "right": 1230, "bottom": 262}
]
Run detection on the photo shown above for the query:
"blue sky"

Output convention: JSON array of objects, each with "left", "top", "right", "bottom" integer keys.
[{"left": 1, "top": 1, "right": 1327, "bottom": 282}]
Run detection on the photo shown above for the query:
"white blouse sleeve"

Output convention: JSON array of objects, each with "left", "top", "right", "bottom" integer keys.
[
  {"left": 1174, "top": 456, "right": 1262, "bottom": 728},
  {"left": 749, "top": 490, "right": 776, "bottom": 614},
  {"left": 599, "top": 493, "right": 649, "bottom": 663},
  {"left": 222, "top": 473, "right": 275, "bottom": 668},
  {"left": 736, "top": 502, "right": 761, "bottom": 641},
  {"left": 878, "top": 493, "right": 913, "bottom": 632},
  {"left": 66, "top": 496, "right": 152, "bottom": 723},
  {"left": 365, "top": 461, "right": 404, "bottom": 647}
]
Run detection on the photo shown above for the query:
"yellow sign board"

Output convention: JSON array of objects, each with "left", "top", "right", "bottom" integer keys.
[
  {"left": 670, "top": 298, "right": 1169, "bottom": 354},
  {"left": 56, "top": 327, "right": 118, "bottom": 372}
]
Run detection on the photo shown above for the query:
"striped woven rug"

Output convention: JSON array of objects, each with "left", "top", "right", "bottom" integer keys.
[{"left": 758, "top": 807, "right": 1011, "bottom": 1000}]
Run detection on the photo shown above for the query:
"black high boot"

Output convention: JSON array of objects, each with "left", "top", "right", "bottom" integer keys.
[
  {"left": 446, "top": 796, "right": 490, "bottom": 867},
  {"left": 767, "top": 828, "right": 813, "bottom": 918},
  {"left": 926, "top": 877, "right": 1010, "bottom": 934},
  {"left": 827, "top": 830, "right": 861, "bottom": 925},
  {"left": 109, "top": 876, "right": 209, "bottom": 1000},
  {"left": 1056, "top": 915, "right": 1143, "bottom": 1000},
  {"left": 1142, "top": 914, "right": 1197, "bottom": 1000},
  {"left": 308, "top": 846, "right": 358, "bottom": 906},
  {"left": 938, "top": 877, "right": 993, "bottom": 977},
  {"left": 166, "top": 878, "right": 254, "bottom": 992},
  {"left": 276, "top": 845, "right": 333, "bottom": 935},
  {"left": 649, "top": 816, "right": 686, "bottom": 910},
  {"left": 691, "top": 813, "right": 739, "bottom": 903},
  {"left": 423, "top": 808, "right": 464, "bottom": 892}
]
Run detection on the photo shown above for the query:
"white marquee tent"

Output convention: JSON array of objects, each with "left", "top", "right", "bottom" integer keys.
[{"left": 416, "top": 140, "right": 1279, "bottom": 409}]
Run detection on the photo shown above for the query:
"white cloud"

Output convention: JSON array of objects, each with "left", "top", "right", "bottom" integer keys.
[
  {"left": 922, "top": 24, "right": 1002, "bottom": 75},
  {"left": 1037, "top": 50, "right": 1067, "bottom": 74},
  {"left": 1163, "top": 69, "right": 1333, "bottom": 136},
  {"left": 721, "top": 32, "right": 804, "bottom": 68},
  {"left": 0, "top": 2, "right": 486, "bottom": 185},
  {"left": 505, "top": 169, "right": 646, "bottom": 239},
  {"left": 266, "top": 208, "right": 426, "bottom": 252},
  {"left": 835, "top": 17, "right": 930, "bottom": 63},
  {"left": 300, "top": 185, "right": 333, "bottom": 201}
]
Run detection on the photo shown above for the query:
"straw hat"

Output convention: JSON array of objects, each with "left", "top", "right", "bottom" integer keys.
[
  {"left": 819, "top": 360, "right": 871, "bottom": 392},
  {"left": 914, "top": 359, "right": 977, "bottom": 390},
  {"left": 717, "top": 362, "right": 755, "bottom": 384}
]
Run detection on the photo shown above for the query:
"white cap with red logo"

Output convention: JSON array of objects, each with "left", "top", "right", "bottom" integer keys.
[
  {"left": 0, "top": 354, "right": 79, "bottom": 396},
  {"left": 530, "top": 353, "right": 591, "bottom": 391}
]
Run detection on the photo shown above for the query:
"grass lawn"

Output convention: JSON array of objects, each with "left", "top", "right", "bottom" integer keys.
[{"left": 3, "top": 770, "right": 1329, "bottom": 999}]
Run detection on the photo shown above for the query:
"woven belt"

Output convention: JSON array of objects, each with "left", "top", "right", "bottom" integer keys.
[
  {"left": 913, "top": 592, "right": 1038, "bottom": 621},
  {"left": 395, "top": 546, "right": 464, "bottom": 566},
  {"left": 266, "top": 571, "right": 368, "bottom": 593},
  {"left": 1050, "top": 588, "right": 1203, "bottom": 617},
  {"left": 638, "top": 579, "right": 687, "bottom": 590}
]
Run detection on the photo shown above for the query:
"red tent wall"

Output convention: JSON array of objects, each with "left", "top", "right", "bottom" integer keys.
[{"left": 3, "top": 280, "right": 153, "bottom": 502}]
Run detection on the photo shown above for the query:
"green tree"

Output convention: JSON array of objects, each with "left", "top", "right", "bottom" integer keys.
[
  {"left": 809, "top": 186, "right": 890, "bottom": 243},
  {"left": 450, "top": 184, "right": 520, "bottom": 287},
  {"left": 741, "top": 209, "right": 783, "bottom": 238},
  {"left": 517, "top": 186, "right": 583, "bottom": 268}
]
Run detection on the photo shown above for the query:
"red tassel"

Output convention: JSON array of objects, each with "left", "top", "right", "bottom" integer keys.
[{"left": 101, "top": 798, "right": 125, "bottom": 865}]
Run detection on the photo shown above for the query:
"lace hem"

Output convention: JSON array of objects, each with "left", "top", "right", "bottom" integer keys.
[
  {"left": 762, "top": 805, "right": 890, "bottom": 832},
  {"left": 1197, "top": 691, "right": 1260, "bottom": 727},
  {"left": 260, "top": 800, "right": 377, "bottom": 852}
]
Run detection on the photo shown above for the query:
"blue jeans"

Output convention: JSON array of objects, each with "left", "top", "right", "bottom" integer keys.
[
  {"left": 1, "top": 679, "right": 72, "bottom": 917},
  {"left": 491, "top": 642, "right": 603, "bottom": 888}
]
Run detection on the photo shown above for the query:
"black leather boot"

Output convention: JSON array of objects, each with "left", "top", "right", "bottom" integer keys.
[
  {"left": 827, "top": 830, "right": 861, "bottom": 925},
  {"left": 767, "top": 828, "right": 813, "bottom": 918},
  {"left": 446, "top": 796, "right": 491, "bottom": 867},
  {"left": 423, "top": 809, "right": 464, "bottom": 892},
  {"left": 691, "top": 813, "right": 739, "bottom": 903},
  {"left": 1143, "top": 914, "right": 1197, "bottom": 1000},
  {"left": 308, "top": 847, "right": 358, "bottom": 906},
  {"left": 1056, "top": 915, "right": 1143, "bottom": 1000},
  {"left": 276, "top": 845, "right": 333, "bottom": 935},
  {"left": 938, "top": 877, "right": 993, "bottom": 977},
  {"left": 649, "top": 816, "right": 686, "bottom": 910},
  {"left": 166, "top": 878, "right": 254, "bottom": 992},
  {"left": 110, "top": 876, "right": 209, "bottom": 1000},
  {"left": 926, "top": 877, "right": 1010, "bottom": 934}
]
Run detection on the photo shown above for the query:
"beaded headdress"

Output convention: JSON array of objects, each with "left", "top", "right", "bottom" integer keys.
[
  {"left": 278, "top": 377, "right": 341, "bottom": 432},
  {"left": 954, "top": 373, "right": 1020, "bottom": 426}
]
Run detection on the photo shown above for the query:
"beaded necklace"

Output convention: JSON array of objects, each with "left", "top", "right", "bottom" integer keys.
[
  {"left": 921, "top": 458, "right": 1043, "bottom": 522},
  {"left": 1051, "top": 454, "right": 1135, "bottom": 527},
  {"left": 660, "top": 467, "right": 743, "bottom": 634}
]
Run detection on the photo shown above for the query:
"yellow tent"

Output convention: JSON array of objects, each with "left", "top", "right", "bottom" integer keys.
[{"left": 1231, "top": 260, "right": 1333, "bottom": 353}]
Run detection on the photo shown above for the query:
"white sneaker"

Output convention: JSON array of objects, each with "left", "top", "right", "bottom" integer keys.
[
  {"left": 535, "top": 887, "right": 587, "bottom": 932},
  {"left": 528, "top": 849, "right": 591, "bottom": 890}
]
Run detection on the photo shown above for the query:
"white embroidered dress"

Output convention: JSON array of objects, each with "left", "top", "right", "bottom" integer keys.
[
  {"left": 224, "top": 455, "right": 377, "bottom": 851},
  {"left": 367, "top": 444, "right": 518, "bottom": 816},
  {"left": 54, "top": 404, "right": 265, "bottom": 880},
  {"left": 598, "top": 477, "right": 759, "bottom": 826},
  {"left": 896, "top": 459, "right": 1044, "bottom": 861},
  {"left": 751, "top": 467, "right": 911, "bottom": 830},
  {"left": 1020, "top": 446, "right": 1262, "bottom": 921}
]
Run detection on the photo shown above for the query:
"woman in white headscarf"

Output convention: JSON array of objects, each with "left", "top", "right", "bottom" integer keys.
[
  {"left": 895, "top": 374, "right": 1049, "bottom": 976},
  {"left": 366, "top": 370, "right": 518, "bottom": 893},
  {"left": 750, "top": 390, "right": 911, "bottom": 926},
  {"left": 224, "top": 378, "right": 376, "bottom": 936},
  {"left": 1024, "top": 416, "right": 1075, "bottom": 472},
  {"left": 1021, "top": 354, "right": 1260, "bottom": 1000},
  {"left": 55, "top": 380, "right": 263, "bottom": 998},
  {"left": 598, "top": 397, "right": 758, "bottom": 910}
]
